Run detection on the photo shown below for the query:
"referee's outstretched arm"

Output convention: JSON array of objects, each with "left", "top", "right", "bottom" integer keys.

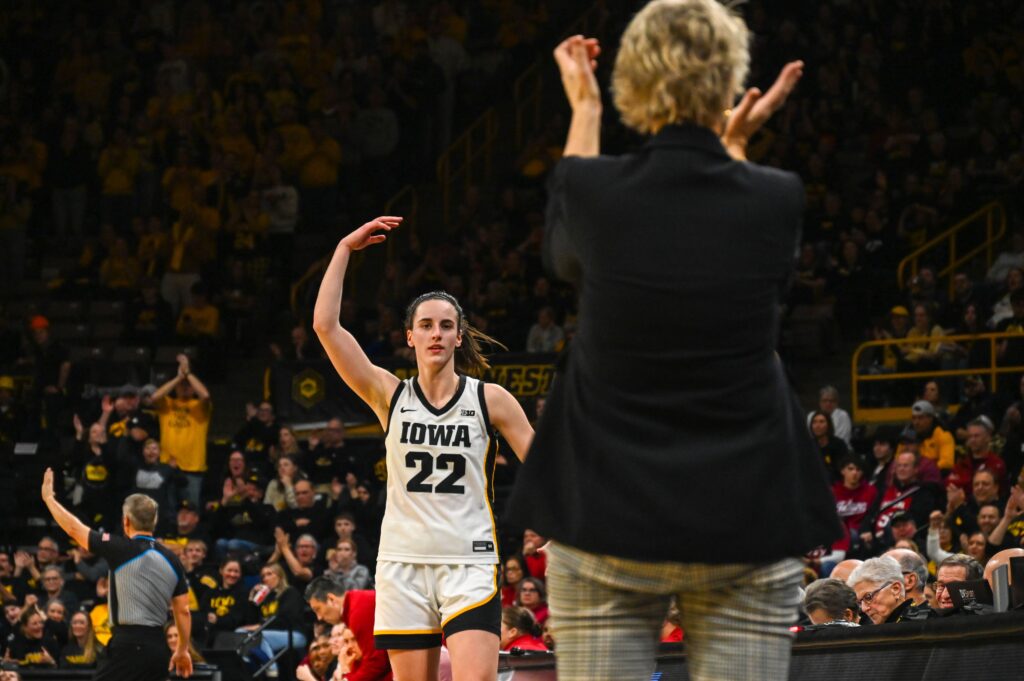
[{"left": 40, "top": 468, "right": 194, "bottom": 678}]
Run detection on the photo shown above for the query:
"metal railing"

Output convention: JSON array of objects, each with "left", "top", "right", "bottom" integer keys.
[
  {"left": 436, "top": 108, "right": 498, "bottom": 227},
  {"left": 897, "top": 201, "right": 1006, "bottom": 295},
  {"left": 513, "top": 1, "right": 611, "bottom": 154},
  {"left": 850, "top": 330, "right": 1024, "bottom": 423}
]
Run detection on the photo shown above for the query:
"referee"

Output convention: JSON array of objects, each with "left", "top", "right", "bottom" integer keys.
[{"left": 41, "top": 467, "right": 193, "bottom": 679}]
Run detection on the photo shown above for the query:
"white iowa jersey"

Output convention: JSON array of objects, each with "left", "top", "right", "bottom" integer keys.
[{"left": 378, "top": 375, "right": 499, "bottom": 564}]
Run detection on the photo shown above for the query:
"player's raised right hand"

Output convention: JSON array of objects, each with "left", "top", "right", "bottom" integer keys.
[{"left": 340, "top": 216, "right": 403, "bottom": 252}]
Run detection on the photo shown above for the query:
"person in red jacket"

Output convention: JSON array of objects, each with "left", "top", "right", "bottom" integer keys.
[
  {"left": 499, "top": 607, "right": 547, "bottom": 652},
  {"left": 832, "top": 456, "right": 878, "bottom": 553},
  {"left": 305, "top": 578, "right": 391, "bottom": 681}
]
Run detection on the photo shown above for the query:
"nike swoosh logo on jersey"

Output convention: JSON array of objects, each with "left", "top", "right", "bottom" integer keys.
[{"left": 400, "top": 407, "right": 416, "bottom": 413}]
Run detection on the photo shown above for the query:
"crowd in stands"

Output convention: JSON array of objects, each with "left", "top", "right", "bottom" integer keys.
[{"left": 2, "top": 0, "right": 1024, "bottom": 677}]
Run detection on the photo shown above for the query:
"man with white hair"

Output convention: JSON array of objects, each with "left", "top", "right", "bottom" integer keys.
[
  {"left": 883, "top": 548, "right": 928, "bottom": 605},
  {"left": 807, "top": 386, "right": 852, "bottom": 445},
  {"left": 847, "top": 556, "right": 932, "bottom": 624}
]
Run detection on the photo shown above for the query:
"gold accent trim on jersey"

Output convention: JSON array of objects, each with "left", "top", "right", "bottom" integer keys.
[
  {"left": 373, "top": 628, "right": 443, "bottom": 635},
  {"left": 440, "top": 565, "right": 499, "bottom": 629}
]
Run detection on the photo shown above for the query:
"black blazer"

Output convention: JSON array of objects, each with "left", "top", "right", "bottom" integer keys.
[{"left": 507, "top": 124, "right": 841, "bottom": 563}]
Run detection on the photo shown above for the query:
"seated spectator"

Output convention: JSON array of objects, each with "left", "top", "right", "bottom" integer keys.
[
  {"left": 964, "top": 530, "right": 989, "bottom": 564},
  {"left": 238, "top": 563, "right": 308, "bottom": 675},
  {"left": 950, "top": 305, "right": 992, "bottom": 372},
  {"left": 525, "top": 306, "right": 564, "bottom": 353},
  {"left": 266, "top": 455, "right": 304, "bottom": 511},
  {"left": 164, "top": 621, "right": 205, "bottom": 666},
  {"left": 948, "top": 469, "right": 1005, "bottom": 536},
  {"left": 806, "top": 386, "right": 853, "bottom": 445},
  {"left": 98, "top": 236, "right": 141, "bottom": 293},
  {"left": 521, "top": 529, "right": 546, "bottom": 580},
  {"left": 802, "top": 579, "right": 860, "bottom": 627},
  {"left": 235, "top": 401, "right": 280, "bottom": 462},
  {"left": 59, "top": 611, "right": 104, "bottom": 669},
  {"left": 499, "top": 606, "right": 547, "bottom": 652},
  {"left": 832, "top": 456, "right": 877, "bottom": 557},
  {"left": 927, "top": 510, "right": 957, "bottom": 566},
  {"left": 181, "top": 539, "right": 218, "bottom": 616},
  {"left": 867, "top": 426, "right": 899, "bottom": 493},
  {"left": 124, "top": 278, "right": 174, "bottom": 349},
  {"left": 202, "top": 558, "right": 250, "bottom": 645},
  {"left": 910, "top": 400, "right": 955, "bottom": 473},
  {"left": 176, "top": 281, "right": 220, "bottom": 342},
  {"left": 42, "top": 600, "right": 68, "bottom": 649},
  {"left": 900, "top": 304, "right": 947, "bottom": 372},
  {"left": 330, "top": 512, "right": 375, "bottom": 568},
  {"left": 269, "top": 529, "right": 319, "bottom": 595},
  {"left": 846, "top": 556, "right": 932, "bottom": 624},
  {"left": 213, "top": 473, "right": 275, "bottom": 558},
  {"left": 828, "top": 559, "right": 862, "bottom": 584},
  {"left": 809, "top": 410, "right": 850, "bottom": 479},
  {"left": 216, "top": 450, "right": 251, "bottom": 509},
  {"left": 934, "top": 554, "right": 985, "bottom": 611},
  {"left": 37, "top": 567, "right": 79, "bottom": 615},
  {"left": 4, "top": 606, "right": 59, "bottom": 668},
  {"left": 281, "top": 479, "right": 330, "bottom": 539},
  {"left": 324, "top": 539, "right": 372, "bottom": 592},
  {"left": 883, "top": 548, "right": 929, "bottom": 605},
  {"left": 949, "top": 376, "right": 996, "bottom": 441},
  {"left": 273, "top": 425, "right": 307, "bottom": 464},
  {"left": 515, "top": 577, "right": 548, "bottom": 627},
  {"left": 123, "top": 438, "right": 184, "bottom": 528},
  {"left": 296, "top": 634, "right": 335, "bottom": 681},
  {"left": 986, "top": 486, "right": 1024, "bottom": 556},
  {"left": 88, "top": 577, "right": 111, "bottom": 647},
  {"left": 501, "top": 554, "right": 529, "bottom": 607},
  {"left": 162, "top": 500, "right": 212, "bottom": 550},
  {"left": 948, "top": 417, "right": 1008, "bottom": 495},
  {"left": 918, "top": 380, "right": 952, "bottom": 429},
  {"left": 988, "top": 267, "right": 1024, "bottom": 328},
  {"left": 860, "top": 452, "right": 943, "bottom": 554}
]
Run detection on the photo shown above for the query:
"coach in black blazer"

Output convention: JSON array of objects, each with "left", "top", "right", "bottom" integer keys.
[{"left": 507, "top": 2, "right": 842, "bottom": 680}]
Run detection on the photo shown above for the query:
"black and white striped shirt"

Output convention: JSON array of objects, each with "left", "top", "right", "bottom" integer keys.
[{"left": 88, "top": 530, "right": 188, "bottom": 628}]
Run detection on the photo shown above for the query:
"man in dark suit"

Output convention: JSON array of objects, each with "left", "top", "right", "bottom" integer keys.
[{"left": 507, "top": 2, "right": 841, "bottom": 680}]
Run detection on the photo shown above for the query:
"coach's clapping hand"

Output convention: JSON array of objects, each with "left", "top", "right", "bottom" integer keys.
[
  {"left": 720, "top": 60, "right": 804, "bottom": 161},
  {"left": 554, "top": 35, "right": 601, "bottom": 111}
]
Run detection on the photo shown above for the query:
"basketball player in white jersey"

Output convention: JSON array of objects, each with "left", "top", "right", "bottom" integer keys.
[{"left": 312, "top": 216, "right": 535, "bottom": 681}]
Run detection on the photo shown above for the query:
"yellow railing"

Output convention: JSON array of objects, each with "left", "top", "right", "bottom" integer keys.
[
  {"left": 897, "top": 201, "right": 1006, "bottom": 295},
  {"left": 514, "top": 61, "right": 543, "bottom": 151},
  {"left": 513, "top": 1, "right": 610, "bottom": 153},
  {"left": 850, "top": 330, "right": 1023, "bottom": 423},
  {"left": 436, "top": 108, "right": 498, "bottom": 227}
]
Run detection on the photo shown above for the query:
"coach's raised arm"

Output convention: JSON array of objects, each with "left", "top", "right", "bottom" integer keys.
[{"left": 41, "top": 468, "right": 193, "bottom": 680}]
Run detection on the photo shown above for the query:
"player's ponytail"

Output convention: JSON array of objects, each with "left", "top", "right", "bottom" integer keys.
[{"left": 404, "top": 291, "right": 506, "bottom": 377}]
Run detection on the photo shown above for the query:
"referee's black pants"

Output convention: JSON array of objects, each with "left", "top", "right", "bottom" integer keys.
[{"left": 94, "top": 625, "right": 170, "bottom": 681}]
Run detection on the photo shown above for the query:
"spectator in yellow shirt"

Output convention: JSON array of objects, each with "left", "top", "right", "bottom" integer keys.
[
  {"left": 177, "top": 282, "right": 220, "bottom": 342},
  {"left": 910, "top": 400, "right": 955, "bottom": 472},
  {"left": 150, "top": 354, "right": 212, "bottom": 507},
  {"left": 97, "top": 127, "right": 139, "bottom": 230}
]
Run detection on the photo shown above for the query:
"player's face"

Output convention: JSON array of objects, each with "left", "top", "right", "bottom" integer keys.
[{"left": 407, "top": 299, "right": 461, "bottom": 369}]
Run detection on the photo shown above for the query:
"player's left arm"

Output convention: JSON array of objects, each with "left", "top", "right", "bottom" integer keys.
[
  {"left": 40, "top": 468, "right": 92, "bottom": 550},
  {"left": 484, "top": 384, "right": 534, "bottom": 462}
]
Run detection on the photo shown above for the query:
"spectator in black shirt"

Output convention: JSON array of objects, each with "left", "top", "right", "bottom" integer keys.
[
  {"left": 42, "top": 599, "right": 69, "bottom": 649},
  {"left": 3, "top": 606, "right": 59, "bottom": 669},
  {"left": 810, "top": 410, "right": 851, "bottom": 481},
  {"left": 123, "top": 439, "right": 183, "bottom": 529},
  {"left": 37, "top": 567, "right": 79, "bottom": 617},
  {"left": 214, "top": 473, "right": 276, "bottom": 558},
  {"left": 202, "top": 559, "right": 250, "bottom": 646},
  {"left": 235, "top": 400, "right": 280, "bottom": 460},
  {"left": 60, "top": 611, "right": 104, "bottom": 669},
  {"left": 279, "top": 479, "right": 330, "bottom": 540},
  {"left": 238, "top": 562, "right": 308, "bottom": 675},
  {"left": 162, "top": 500, "right": 212, "bottom": 551},
  {"left": 269, "top": 528, "right": 319, "bottom": 596},
  {"left": 70, "top": 415, "right": 117, "bottom": 527}
]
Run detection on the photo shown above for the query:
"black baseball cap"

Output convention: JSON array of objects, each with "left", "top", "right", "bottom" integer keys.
[{"left": 178, "top": 500, "right": 199, "bottom": 512}]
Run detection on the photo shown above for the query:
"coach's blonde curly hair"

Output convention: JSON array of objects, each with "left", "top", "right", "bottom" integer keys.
[{"left": 612, "top": 0, "right": 750, "bottom": 134}]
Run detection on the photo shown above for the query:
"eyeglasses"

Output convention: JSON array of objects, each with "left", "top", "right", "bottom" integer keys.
[{"left": 857, "top": 581, "right": 893, "bottom": 608}]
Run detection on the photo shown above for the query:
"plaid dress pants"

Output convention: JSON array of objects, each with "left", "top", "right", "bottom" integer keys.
[{"left": 545, "top": 541, "right": 804, "bottom": 681}]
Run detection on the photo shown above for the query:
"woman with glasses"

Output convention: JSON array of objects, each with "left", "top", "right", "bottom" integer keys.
[
  {"left": 501, "top": 555, "right": 529, "bottom": 607},
  {"left": 514, "top": 578, "right": 548, "bottom": 627},
  {"left": 845, "top": 556, "right": 932, "bottom": 625}
]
